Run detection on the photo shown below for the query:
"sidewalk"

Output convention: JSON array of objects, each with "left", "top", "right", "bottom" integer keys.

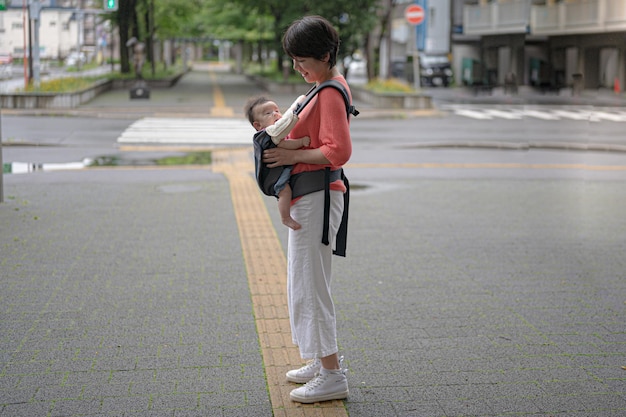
[{"left": 1, "top": 67, "right": 625, "bottom": 417}]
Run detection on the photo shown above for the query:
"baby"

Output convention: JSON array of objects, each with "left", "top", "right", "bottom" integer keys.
[{"left": 245, "top": 95, "right": 309, "bottom": 230}]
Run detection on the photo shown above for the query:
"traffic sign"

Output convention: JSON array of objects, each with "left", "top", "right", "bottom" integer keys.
[{"left": 405, "top": 4, "right": 425, "bottom": 26}]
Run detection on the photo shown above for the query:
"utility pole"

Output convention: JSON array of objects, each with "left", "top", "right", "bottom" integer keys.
[{"left": 30, "top": 0, "right": 41, "bottom": 88}]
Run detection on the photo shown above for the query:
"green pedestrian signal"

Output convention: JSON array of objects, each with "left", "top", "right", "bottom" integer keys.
[
  {"left": 104, "top": 0, "right": 118, "bottom": 11},
  {"left": 0, "top": 0, "right": 7, "bottom": 12}
]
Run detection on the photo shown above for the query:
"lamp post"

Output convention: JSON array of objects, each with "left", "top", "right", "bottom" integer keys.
[{"left": 1, "top": 100, "right": 4, "bottom": 203}]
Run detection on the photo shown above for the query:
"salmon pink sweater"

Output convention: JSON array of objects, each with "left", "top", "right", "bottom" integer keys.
[{"left": 287, "top": 76, "right": 352, "bottom": 193}]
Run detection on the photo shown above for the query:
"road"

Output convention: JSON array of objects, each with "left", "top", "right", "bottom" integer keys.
[{"left": 2, "top": 111, "right": 626, "bottom": 180}]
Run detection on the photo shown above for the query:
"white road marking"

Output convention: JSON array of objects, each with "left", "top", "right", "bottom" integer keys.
[{"left": 117, "top": 117, "right": 253, "bottom": 144}]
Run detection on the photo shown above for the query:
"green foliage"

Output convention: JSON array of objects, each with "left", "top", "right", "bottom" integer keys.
[
  {"left": 156, "top": 152, "right": 212, "bottom": 166},
  {"left": 107, "top": 64, "right": 183, "bottom": 80},
  {"left": 19, "top": 76, "right": 107, "bottom": 93},
  {"left": 87, "top": 152, "right": 212, "bottom": 167},
  {"left": 113, "top": 0, "right": 380, "bottom": 77}
]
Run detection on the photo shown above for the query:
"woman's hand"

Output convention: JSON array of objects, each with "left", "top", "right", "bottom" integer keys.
[
  {"left": 263, "top": 147, "right": 297, "bottom": 168},
  {"left": 264, "top": 147, "right": 331, "bottom": 168}
]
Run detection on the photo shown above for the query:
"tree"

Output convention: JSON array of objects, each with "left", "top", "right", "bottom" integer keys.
[
  {"left": 108, "top": 0, "right": 381, "bottom": 78},
  {"left": 114, "top": 0, "right": 138, "bottom": 74},
  {"left": 227, "top": 0, "right": 381, "bottom": 76}
]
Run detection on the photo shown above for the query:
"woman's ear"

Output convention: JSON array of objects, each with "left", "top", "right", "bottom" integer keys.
[{"left": 321, "top": 52, "right": 330, "bottom": 63}]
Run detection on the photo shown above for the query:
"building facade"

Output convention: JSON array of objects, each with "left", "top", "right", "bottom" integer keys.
[
  {"left": 0, "top": 0, "right": 109, "bottom": 62},
  {"left": 387, "top": 0, "right": 625, "bottom": 91},
  {"left": 455, "top": 0, "right": 626, "bottom": 90}
]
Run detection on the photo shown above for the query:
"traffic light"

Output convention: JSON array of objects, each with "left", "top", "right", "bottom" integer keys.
[
  {"left": 0, "top": 0, "right": 7, "bottom": 12},
  {"left": 104, "top": 0, "right": 118, "bottom": 11}
]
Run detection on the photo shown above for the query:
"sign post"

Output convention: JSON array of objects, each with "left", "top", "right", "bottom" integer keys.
[{"left": 405, "top": 3, "right": 426, "bottom": 90}]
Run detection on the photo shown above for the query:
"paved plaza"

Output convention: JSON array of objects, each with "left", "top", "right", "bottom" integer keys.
[{"left": 1, "top": 68, "right": 625, "bottom": 416}]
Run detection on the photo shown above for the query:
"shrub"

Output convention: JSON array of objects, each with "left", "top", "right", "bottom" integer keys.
[
  {"left": 20, "top": 76, "right": 106, "bottom": 93},
  {"left": 365, "top": 78, "right": 414, "bottom": 93}
]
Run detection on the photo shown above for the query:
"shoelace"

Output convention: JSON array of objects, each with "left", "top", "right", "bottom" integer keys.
[
  {"left": 297, "top": 359, "right": 320, "bottom": 374},
  {"left": 303, "top": 373, "right": 328, "bottom": 389}
]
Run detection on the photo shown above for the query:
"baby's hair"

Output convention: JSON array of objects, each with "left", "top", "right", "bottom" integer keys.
[{"left": 244, "top": 96, "right": 271, "bottom": 126}]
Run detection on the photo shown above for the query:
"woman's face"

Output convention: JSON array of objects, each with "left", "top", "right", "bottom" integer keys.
[{"left": 292, "top": 56, "right": 329, "bottom": 84}]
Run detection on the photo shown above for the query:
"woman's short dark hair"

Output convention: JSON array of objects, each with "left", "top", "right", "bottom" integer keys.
[{"left": 282, "top": 15, "right": 339, "bottom": 69}]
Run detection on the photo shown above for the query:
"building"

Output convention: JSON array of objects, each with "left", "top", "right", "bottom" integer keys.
[
  {"left": 387, "top": 0, "right": 625, "bottom": 92},
  {"left": 0, "top": 0, "right": 111, "bottom": 62}
]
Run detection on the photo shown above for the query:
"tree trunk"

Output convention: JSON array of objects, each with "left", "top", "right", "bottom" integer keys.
[{"left": 118, "top": 0, "right": 137, "bottom": 73}]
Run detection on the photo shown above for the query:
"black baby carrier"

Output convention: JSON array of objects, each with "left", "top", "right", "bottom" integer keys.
[{"left": 252, "top": 80, "right": 359, "bottom": 256}]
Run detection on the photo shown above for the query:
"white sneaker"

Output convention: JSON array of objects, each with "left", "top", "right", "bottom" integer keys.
[
  {"left": 286, "top": 358, "right": 321, "bottom": 383},
  {"left": 289, "top": 368, "right": 348, "bottom": 404}
]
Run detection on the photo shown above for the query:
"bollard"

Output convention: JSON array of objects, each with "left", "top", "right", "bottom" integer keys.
[{"left": 572, "top": 73, "right": 583, "bottom": 96}]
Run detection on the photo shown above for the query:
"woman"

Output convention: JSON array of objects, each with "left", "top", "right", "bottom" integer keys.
[{"left": 262, "top": 15, "right": 352, "bottom": 404}]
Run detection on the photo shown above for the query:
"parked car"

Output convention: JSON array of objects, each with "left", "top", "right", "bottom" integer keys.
[
  {"left": 419, "top": 54, "right": 453, "bottom": 87},
  {"left": 64, "top": 52, "right": 86, "bottom": 67}
]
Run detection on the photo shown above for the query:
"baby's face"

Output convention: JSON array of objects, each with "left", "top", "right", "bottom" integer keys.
[{"left": 256, "top": 101, "right": 282, "bottom": 129}]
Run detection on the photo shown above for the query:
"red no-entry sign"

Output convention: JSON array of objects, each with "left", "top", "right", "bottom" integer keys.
[{"left": 405, "top": 4, "right": 425, "bottom": 25}]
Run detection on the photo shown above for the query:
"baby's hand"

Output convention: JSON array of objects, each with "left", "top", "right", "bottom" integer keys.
[
  {"left": 288, "top": 95, "right": 307, "bottom": 113},
  {"left": 299, "top": 136, "right": 310, "bottom": 147}
]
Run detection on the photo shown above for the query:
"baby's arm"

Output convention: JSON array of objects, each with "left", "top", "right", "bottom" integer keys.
[{"left": 265, "top": 95, "right": 307, "bottom": 144}]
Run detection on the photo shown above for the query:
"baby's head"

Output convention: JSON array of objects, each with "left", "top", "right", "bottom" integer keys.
[{"left": 244, "top": 96, "right": 282, "bottom": 131}]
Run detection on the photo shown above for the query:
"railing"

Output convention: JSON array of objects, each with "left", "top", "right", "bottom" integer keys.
[
  {"left": 465, "top": 0, "right": 626, "bottom": 36},
  {"left": 531, "top": 0, "right": 626, "bottom": 35},
  {"left": 464, "top": 0, "right": 531, "bottom": 35}
]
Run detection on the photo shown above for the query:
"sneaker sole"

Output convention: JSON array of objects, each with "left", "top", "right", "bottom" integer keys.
[
  {"left": 290, "top": 388, "right": 348, "bottom": 404},
  {"left": 286, "top": 374, "right": 315, "bottom": 384}
]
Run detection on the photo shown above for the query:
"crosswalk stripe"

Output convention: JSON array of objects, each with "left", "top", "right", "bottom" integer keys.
[
  {"left": 455, "top": 109, "right": 493, "bottom": 120},
  {"left": 484, "top": 109, "right": 522, "bottom": 119},
  {"left": 117, "top": 117, "right": 253, "bottom": 145},
  {"left": 448, "top": 106, "right": 626, "bottom": 122},
  {"left": 520, "top": 110, "right": 560, "bottom": 120},
  {"left": 592, "top": 111, "right": 626, "bottom": 122},
  {"left": 551, "top": 110, "right": 592, "bottom": 121}
]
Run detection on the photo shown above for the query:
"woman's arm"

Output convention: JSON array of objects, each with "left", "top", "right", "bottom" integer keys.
[
  {"left": 276, "top": 136, "right": 310, "bottom": 150},
  {"left": 263, "top": 147, "right": 329, "bottom": 168}
]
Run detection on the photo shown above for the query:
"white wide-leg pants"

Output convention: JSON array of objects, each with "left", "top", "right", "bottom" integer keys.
[{"left": 287, "top": 190, "right": 344, "bottom": 359}]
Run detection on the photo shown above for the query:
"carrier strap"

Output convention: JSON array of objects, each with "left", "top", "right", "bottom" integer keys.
[
  {"left": 295, "top": 80, "right": 359, "bottom": 119},
  {"left": 290, "top": 168, "right": 349, "bottom": 257}
]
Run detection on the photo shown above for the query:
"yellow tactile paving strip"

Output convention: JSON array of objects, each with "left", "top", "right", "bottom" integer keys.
[
  {"left": 213, "top": 148, "right": 348, "bottom": 417},
  {"left": 209, "top": 72, "right": 235, "bottom": 117}
]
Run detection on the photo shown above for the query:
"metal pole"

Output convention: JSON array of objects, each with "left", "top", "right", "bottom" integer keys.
[
  {"left": 31, "top": 0, "right": 41, "bottom": 88},
  {"left": 412, "top": 25, "right": 421, "bottom": 90},
  {"left": 22, "top": 0, "right": 28, "bottom": 88},
  {"left": 0, "top": 100, "right": 4, "bottom": 203},
  {"left": 110, "top": 25, "right": 114, "bottom": 72}
]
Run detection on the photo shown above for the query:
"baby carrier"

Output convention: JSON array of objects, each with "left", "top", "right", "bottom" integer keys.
[{"left": 252, "top": 80, "right": 359, "bottom": 256}]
